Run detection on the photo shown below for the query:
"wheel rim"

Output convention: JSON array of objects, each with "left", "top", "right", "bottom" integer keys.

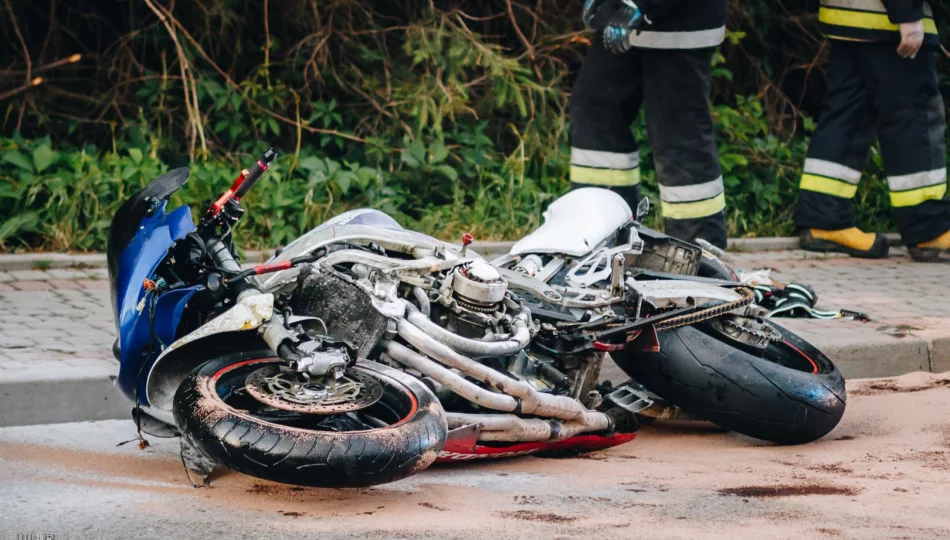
[{"left": 208, "top": 359, "right": 418, "bottom": 432}]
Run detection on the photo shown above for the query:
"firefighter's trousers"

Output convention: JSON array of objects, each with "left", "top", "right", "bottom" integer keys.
[
  {"left": 795, "top": 41, "right": 950, "bottom": 245},
  {"left": 569, "top": 39, "right": 727, "bottom": 248}
]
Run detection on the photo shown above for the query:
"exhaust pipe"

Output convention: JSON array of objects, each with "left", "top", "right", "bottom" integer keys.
[
  {"left": 396, "top": 317, "right": 609, "bottom": 431},
  {"left": 403, "top": 300, "right": 530, "bottom": 358},
  {"left": 381, "top": 340, "right": 518, "bottom": 412}
]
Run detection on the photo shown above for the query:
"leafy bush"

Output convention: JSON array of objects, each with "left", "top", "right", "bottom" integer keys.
[
  {"left": 0, "top": 134, "right": 566, "bottom": 250},
  {"left": 0, "top": 0, "right": 946, "bottom": 251}
]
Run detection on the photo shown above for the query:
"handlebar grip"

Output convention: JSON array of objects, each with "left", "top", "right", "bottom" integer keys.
[{"left": 234, "top": 148, "right": 278, "bottom": 199}]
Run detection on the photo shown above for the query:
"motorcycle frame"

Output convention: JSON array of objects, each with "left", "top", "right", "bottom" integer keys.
[{"left": 108, "top": 162, "right": 750, "bottom": 451}]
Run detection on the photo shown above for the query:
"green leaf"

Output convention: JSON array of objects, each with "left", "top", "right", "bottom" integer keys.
[
  {"left": 408, "top": 140, "right": 426, "bottom": 164},
  {"left": 3, "top": 150, "right": 34, "bottom": 173},
  {"left": 31, "top": 145, "right": 58, "bottom": 174},
  {"left": 429, "top": 141, "right": 449, "bottom": 164},
  {"left": 128, "top": 148, "right": 143, "bottom": 165},
  {"left": 266, "top": 117, "right": 280, "bottom": 136},
  {"left": 0, "top": 212, "right": 39, "bottom": 246},
  {"left": 401, "top": 143, "right": 422, "bottom": 168},
  {"left": 435, "top": 165, "right": 458, "bottom": 182},
  {"left": 299, "top": 156, "right": 323, "bottom": 172},
  {"left": 334, "top": 171, "right": 354, "bottom": 194},
  {"left": 307, "top": 171, "right": 328, "bottom": 187}
]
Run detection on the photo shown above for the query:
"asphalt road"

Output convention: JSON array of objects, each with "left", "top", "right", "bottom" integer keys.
[{"left": 1, "top": 372, "right": 949, "bottom": 540}]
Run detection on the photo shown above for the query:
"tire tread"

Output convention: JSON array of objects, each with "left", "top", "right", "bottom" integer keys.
[
  {"left": 615, "top": 322, "right": 846, "bottom": 444},
  {"left": 173, "top": 354, "right": 447, "bottom": 487}
]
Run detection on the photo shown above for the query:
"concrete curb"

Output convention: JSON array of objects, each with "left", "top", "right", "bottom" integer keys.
[
  {"left": 0, "top": 373, "right": 128, "bottom": 427},
  {"left": 726, "top": 233, "right": 902, "bottom": 253},
  {"left": 597, "top": 327, "right": 945, "bottom": 388},
  {"left": 0, "top": 331, "right": 942, "bottom": 429},
  {"left": 820, "top": 338, "right": 933, "bottom": 380},
  {"left": 1, "top": 334, "right": 939, "bottom": 428},
  {"left": 0, "top": 253, "right": 108, "bottom": 271},
  {"left": 0, "top": 234, "right": 908, "bottom": 271}
]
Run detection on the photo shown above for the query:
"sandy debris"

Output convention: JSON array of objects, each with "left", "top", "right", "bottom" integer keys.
[{"left": 1, "top": 372, "right": 949, "bottom": 539}]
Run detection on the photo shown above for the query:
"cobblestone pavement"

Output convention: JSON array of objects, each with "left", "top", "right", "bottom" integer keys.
[
  {"left": 731, "top": 247, "right": 950, "bottom": 377},
  {"left": 0, "top": 267, "right": 114, "bottom": 368},
  {"left": 0, "top": 267, "right": 124, "bottom": 426},
  {"left": 0, "top": 250, "right": 947, "bottom": 424}
]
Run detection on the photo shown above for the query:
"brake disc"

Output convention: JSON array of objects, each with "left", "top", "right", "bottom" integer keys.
[{"left": 245, "top": 365, "right": 383, "bottom": 414}]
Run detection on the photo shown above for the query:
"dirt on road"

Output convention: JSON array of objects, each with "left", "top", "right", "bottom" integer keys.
[{"left": 2, "top": 372, "right": 950, "bottom": 539}]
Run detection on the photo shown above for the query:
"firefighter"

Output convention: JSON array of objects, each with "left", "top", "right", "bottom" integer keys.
[
  {"left": 572, "top": 0, "right": 729, "bottom": 248},
  {"left": 796, "top": 0, "right": 950, "bottom": 262}
]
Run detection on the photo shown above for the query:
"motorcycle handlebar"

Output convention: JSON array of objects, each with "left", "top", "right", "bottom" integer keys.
[
  {"left": 205, "top": 147, "right": 278, "bottom": 221},
  {"left": 234, "top": 148, "right": 278, "bottom": 200}
]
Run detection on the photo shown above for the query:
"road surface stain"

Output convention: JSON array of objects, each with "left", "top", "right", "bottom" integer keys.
[{"left": 718, "top": 484, "right": 861, "bottom": 498}]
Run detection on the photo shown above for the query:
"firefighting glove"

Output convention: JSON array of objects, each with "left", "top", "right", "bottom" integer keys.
[
  {"left": 583, "top": 0, "right": 610, "bottom": 31},
  {"left": 602, "top": 0, "right": 645, "bottom": 54}
]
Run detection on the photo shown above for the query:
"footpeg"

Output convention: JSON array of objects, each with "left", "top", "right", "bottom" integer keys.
[{"left": 607, "top": 383, "right": 654, "bottom": 413}]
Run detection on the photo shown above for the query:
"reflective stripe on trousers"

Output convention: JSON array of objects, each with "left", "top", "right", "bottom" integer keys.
[
  {"left": 799, "top": 158, "right": 862, "bottom": 199},
  {"left": 794, "top": 41, "right": 950, "bottom": 245},
  {"left": 659, "top": 176, "right": 726, "bottom": 220},
  {"left": 569, "top": 149, "right": 641, "bottom": 187},
  {"left": 569, "top": 42, "right": 728, "bottom": 247},
  {"left": 887, "top": 169, "right": 948, "bottom": 208},
  {"left": 799, "top": 162, "right": 947, "bottom": 207}
]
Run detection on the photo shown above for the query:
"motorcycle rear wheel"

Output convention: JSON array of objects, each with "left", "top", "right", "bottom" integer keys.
[
  {"left": 173, "top": 351, "right": 447, "bottom": 487},
  {"left": 614, "top": 319, "right": 846, "bottom": 445}
]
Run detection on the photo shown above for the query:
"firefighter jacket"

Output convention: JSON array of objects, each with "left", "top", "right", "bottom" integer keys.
[{"left": 811, "top": 0, "right": 941, "bottom": 46}]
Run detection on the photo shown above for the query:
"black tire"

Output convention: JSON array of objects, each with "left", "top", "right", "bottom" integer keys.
[
  {"left": 614, "top": 320, "right": 846, "bottom": 444},
  {"left": 697, "top": 255, "right": 739, "bottom": 281},
  {"left": 173, "top": 351, "right": 447, "bottom": 487}
]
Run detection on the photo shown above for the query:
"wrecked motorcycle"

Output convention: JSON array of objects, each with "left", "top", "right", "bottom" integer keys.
[{"left": 108, "top": 149, "right": 846, "bottom": 487}]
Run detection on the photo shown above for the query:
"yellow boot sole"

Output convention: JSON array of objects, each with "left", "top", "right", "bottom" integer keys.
[{"left": 800, "top": 230, "right": 889, "bottom": 259}]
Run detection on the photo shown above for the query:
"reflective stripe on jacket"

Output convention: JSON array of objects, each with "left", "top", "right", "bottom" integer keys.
[
  {"left": 631, "top": 0, "right": 727, "bottom": 50},
  {"left": 818, "top": 0, "right": 940, "bottom": 45}
]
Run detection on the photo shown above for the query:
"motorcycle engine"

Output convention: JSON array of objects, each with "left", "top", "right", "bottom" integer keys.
[
  {"left": 451, "top": 259, "right": 508, "bottom": 312},
  {"left": 446, "top": 260, "right": 509, "bottom": 339}
]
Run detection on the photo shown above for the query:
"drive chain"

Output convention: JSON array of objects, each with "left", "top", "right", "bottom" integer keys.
[{"left": 653, "top": 287, "right": 756, "bottom": 331}]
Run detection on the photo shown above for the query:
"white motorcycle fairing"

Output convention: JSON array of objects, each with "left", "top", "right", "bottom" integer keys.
[
  {"left": 145, "top": 292, "right": 275, "bottom": 411},
  {"left": 510, "top": 188, "right": 633, "bottom": 257}
]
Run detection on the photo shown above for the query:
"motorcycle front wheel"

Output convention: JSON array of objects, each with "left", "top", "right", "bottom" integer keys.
[
  {"left": 173, "top": 351, "right": 447, "bottom": 487},
  {"left": 614, "top": 319, "right": 846, "bottom": 445}
]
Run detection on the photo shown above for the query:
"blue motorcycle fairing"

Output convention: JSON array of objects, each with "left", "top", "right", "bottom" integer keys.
[{"left": 113, "top": 202, "right": 200, "bottom": 403}]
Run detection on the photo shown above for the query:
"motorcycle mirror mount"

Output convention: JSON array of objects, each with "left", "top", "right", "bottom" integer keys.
[{"left": 635, "top": 196, "right": 650, "bottom": 222}]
